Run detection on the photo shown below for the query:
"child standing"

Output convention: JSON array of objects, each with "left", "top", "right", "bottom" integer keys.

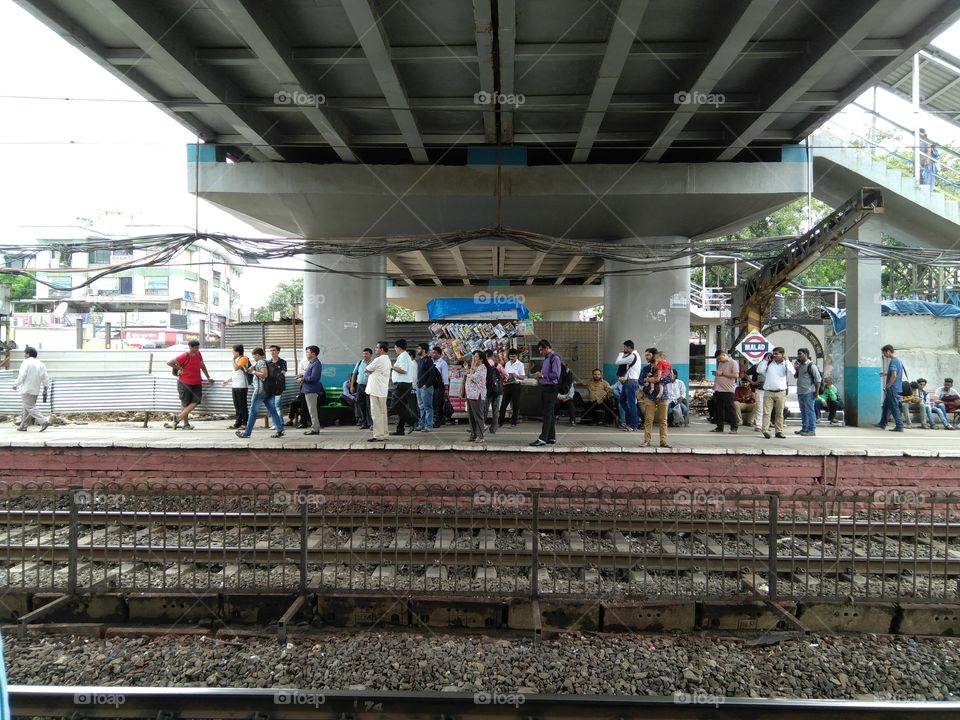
[{"left": 646, "top": 350, "right": 673, "bottom": 400}]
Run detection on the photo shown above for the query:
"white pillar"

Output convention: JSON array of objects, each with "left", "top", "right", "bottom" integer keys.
[
  {"left": 603, "top": 252, "right": 690, "bottom": 387},
  {"left": 303, "top": 254, "right": 385, "bottom": 387},
  {"left": 843, "top": 226, "right": 883, "bottom": 426}
]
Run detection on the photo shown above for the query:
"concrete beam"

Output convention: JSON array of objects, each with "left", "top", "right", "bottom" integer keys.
[
  {"left": 645, "top": 0, "right": 777, "bottom": 161},
  {"left": 796, "top": 2, "right": 960, "bottom": 139},
  {"left": 412, "top": 250, "right": 443, "bottom": 286},
  {"left": 388, "top": 283, "right": 603, "bottom": 313},
  {"left": 555, "top": 256, "right": 583, "bottom": 285},
  {"left": 525, "top": 252, "right": 547, "bottom": 285},
  {"left": 131, "top": 39, "right": 904, "bottom": 67},
  {"left": 572, "top": 0, "right": 649, "bottom": 162},
  {"left": 717, "top": 0, "right": 897, "bottom": 161},
  {"left": 340, "top": 0, "right": 428, "bottom": 163},
  {"left": 472, "top": 0, "right": 497, "bottom": 142},
  {"left": 85, "top": 0, "right": 285, "bottom": 161},
  {"left": 207, "top": 0, "right": 357, "bottom": 162},
  {"left": 497, "top": 0, "right": 517, "bottom": 143},
  {"left": 449, "top": 246, "right": 471, "bottom": 285}
]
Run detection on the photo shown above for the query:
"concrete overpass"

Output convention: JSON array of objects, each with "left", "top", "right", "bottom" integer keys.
[{"left": 16, "top": 0, "right": 960, "bottom": 420}]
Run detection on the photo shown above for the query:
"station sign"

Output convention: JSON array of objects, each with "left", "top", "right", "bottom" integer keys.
[{"left": 739, "top": 332, "right": 770, "bottom": 361}]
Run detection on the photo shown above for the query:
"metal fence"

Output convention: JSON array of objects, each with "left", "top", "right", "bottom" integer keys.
[{"left": 1, "top": 483, "right": 957, "bottom": 602}]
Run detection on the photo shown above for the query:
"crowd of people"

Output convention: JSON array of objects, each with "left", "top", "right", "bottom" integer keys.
[{"left": 10, "top": 339, "right": 958, "bottom": 442}]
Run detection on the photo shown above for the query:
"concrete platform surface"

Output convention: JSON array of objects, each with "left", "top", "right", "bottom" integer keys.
[{"left": 1, "top": 417, "right": 957, "bottom": 458}]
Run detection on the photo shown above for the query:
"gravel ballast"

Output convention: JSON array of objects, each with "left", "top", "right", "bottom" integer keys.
[{"left": 4, "top": 631, "right": 959, "bottom": 701}]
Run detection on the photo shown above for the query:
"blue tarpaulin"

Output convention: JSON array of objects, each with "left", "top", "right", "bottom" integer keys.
[
  {"left": 826, "top": 301, "right": 960, "bottom": 333},
  {"left": 426, "top": 297, "right": 530, "bottom": 320}
]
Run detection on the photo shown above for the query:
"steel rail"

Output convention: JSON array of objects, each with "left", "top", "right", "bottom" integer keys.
[
  {"left": 2, "top": 510, "right": 958, "bottom": 537},
  {"left": 7, "top": 685, "right": 960, "bottom": 719},
  {"left": 5, "top": 543, "right": 959, "bottom": 573}
]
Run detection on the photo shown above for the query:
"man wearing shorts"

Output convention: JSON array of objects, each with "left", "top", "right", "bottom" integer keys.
[{"left": 166, "top": 339, "right": 212, "bottom": 429}]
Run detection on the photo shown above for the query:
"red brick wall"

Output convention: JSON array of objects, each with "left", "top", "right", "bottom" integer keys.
[{"left": 1, "top": 448, "right": 959, "bottom": 496}]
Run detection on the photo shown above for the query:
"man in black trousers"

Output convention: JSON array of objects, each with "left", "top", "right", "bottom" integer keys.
[{"left": 530, "top": 339, "right": 561, "bottom": 447}]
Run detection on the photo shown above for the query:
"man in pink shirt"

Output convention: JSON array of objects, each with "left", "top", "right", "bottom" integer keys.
[{"left": 711, "top": 350, "right": 740, "bottom": 434}]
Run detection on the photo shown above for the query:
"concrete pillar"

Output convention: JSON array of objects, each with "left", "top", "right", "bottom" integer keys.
[
  {"left": 303, "top": 254, "right": 386, "bottom": 388},
  {"left": 602, "top": 255, "right": 690, "bottom": 388},
  {"left": 704, "top": 322, "right": 719, "bottom": 378},
  {"left": 542, "top": 310, "right": 581, "bottom": 321},
  {"left": 843, "top": 238, "right": 883, "bottom": 427}
]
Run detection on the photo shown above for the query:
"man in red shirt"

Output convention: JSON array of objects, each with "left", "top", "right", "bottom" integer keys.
[
  {"left": 166, "top": 339, "right": 213, "bottom": 429},
  {"left": 733, "top": 379, "right": 756, "bottom": 427}
]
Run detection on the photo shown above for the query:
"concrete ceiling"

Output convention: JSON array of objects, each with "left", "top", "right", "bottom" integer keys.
[{"left": 16, "top": 0, "right": 960, "bottom": 164}]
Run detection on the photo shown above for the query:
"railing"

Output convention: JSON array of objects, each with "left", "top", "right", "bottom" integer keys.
[
  {"left": 689, "top": 286, "right": 731, "bottom": 312},
  {"left": 2, "top": 482, "right": 957, "bottom": 603},
  {"left": 822, "top": 103, "right": 960, "bottom": 197}
]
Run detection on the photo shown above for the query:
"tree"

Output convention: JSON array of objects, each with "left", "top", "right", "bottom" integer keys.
[
  {"left": 1, "top": 272, "right": 37, "bottom": 311},
  {"left": 386, "top": 303, "right": 415, "bottom": 322},
  {"left": 253, "top": 278, "right": 303, "bottom": 321}
]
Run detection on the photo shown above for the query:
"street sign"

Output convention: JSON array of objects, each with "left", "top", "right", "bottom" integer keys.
[{"left": 740, "top": 332, "right": 770, "bottom": 361}]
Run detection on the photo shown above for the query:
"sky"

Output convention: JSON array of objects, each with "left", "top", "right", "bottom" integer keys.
[{"left": 2, "top": 0, "right": 960, "bottom": 309}]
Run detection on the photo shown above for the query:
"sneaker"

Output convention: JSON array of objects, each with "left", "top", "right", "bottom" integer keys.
[
  {"left": 710, "top": 428, "right": 724, "bottom": 433},
  {"left": 763, "top": 432, "right": 771, "bottom": 439},
  {"left": 235, "top": 430, "right": 250, "bottom": 438},
  {"left": 794, "top": 430, "right": 803, "bottom": 435},
  {"left": 945, "top": 425, "right": 955, "bottom": 430},
  {"left": 546, "top": 440, "right": 556, "bottom": 444},
  {"left": 775, "top": 433, "right": 787, "bottom": 439},
  {"left": 304, "top": 430, "right": 320, "bottom": 435},
  {"left": 873, "top": 423, "right": 886, "bottom": 430},
  {"left": 529, "top": 439, "right": 546, "bottom": 447},
  {"left": 799, "top": 431, "right": 815, "bottom": 437},
  {"left": 889, "top": 427, "right": 904, "bottom": 432},
  {"left": 270, "top": 432, "right": 285, "bottom": 438},
  {"left": 829, "top": 420, "right": 840, "bottom": 426},
  {"left": 16, "top": 427, "right": 27, "bottom": 432},
  {"left": 729, "top": 429, "right": 738, "bottom": 434},
  {"left": 39, "top": 422, "right": 49, "bottom": 432}
]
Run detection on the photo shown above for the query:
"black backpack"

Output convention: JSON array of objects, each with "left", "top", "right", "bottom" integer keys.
[
  {"left": 616, "top": 352, "right": 637, "bottom": 379},
  {"left": 558, "top": 364, "right": 574, "bottom": 395},
  {"left": 263, "top": 361, "right": 285, "bottom": 397},
  {"left": 486, "top": 361, "right": 503, "bottom": 397}
]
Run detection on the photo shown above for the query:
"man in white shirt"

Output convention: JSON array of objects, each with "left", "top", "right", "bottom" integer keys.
[
  {"left": 760, "top": 346, "right": 789, "bottom": 439},
  {"left": 390, "top": 339, "right": 417, "bottom": 436},
  {"left": 13, "top": 346, "right": 50, "bottom": 432},
  {"left": 364, "top": 341, "right": 392, "bottom": 441},
  {"left": 498, "top": 348, "right": 526, "bottom": 427},
  {"left": 613, "top": 340, "right": 642, "bottom": 432}
]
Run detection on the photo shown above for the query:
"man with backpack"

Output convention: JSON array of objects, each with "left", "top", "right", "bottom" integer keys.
[
  {"left": 613, "top": 340, "right": 642, "bottom": 432},
  {"left": 876, "top": 344, "right": 905, "bottom": 432},
  {"left": 236, "top": 347, "right": 285, "bottom": 438},
  {"left": 792, "top": 348, "right": 822, "bottom": 437}
]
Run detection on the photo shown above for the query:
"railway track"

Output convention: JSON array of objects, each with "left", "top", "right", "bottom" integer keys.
[{"left": 7, "top": 686, "right": 960, "bottom": 719}]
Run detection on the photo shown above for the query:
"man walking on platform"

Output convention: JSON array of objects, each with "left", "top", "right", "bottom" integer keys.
[
  {"left": 877, "top": 344, "right": 905, "bottom": 432},
  {"left": 365, "top": 342, "right": 392, "bottom": 441},
  {"left": 711, "top": 350, "right": 739, "bottom": 434},
  {"left": 530, "top": 340, "right": 561, "bottom": 447},
  {"left": 761, "top": 346, "right": 789, "bottom": 439},
  {"left": 13, "top": 346, "right": 50, "bottom": 432},
  {"left": 166, "top": 339, "right": 212, "bottom": 430}
]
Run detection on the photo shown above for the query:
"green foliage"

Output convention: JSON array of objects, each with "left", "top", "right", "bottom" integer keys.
[
  {"left": 1, "top": 272, "right": 36, "bottom": 311},
  {"left": 253, "top": 278, "right": 303, "bottom": 321},
  {"left": 386, "top": 303, "right": 415, "bottom": 322}
]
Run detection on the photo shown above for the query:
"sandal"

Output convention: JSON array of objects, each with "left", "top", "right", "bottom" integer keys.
[{"left": 163, "top": 419, "right": 179, "bottom": 430}]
